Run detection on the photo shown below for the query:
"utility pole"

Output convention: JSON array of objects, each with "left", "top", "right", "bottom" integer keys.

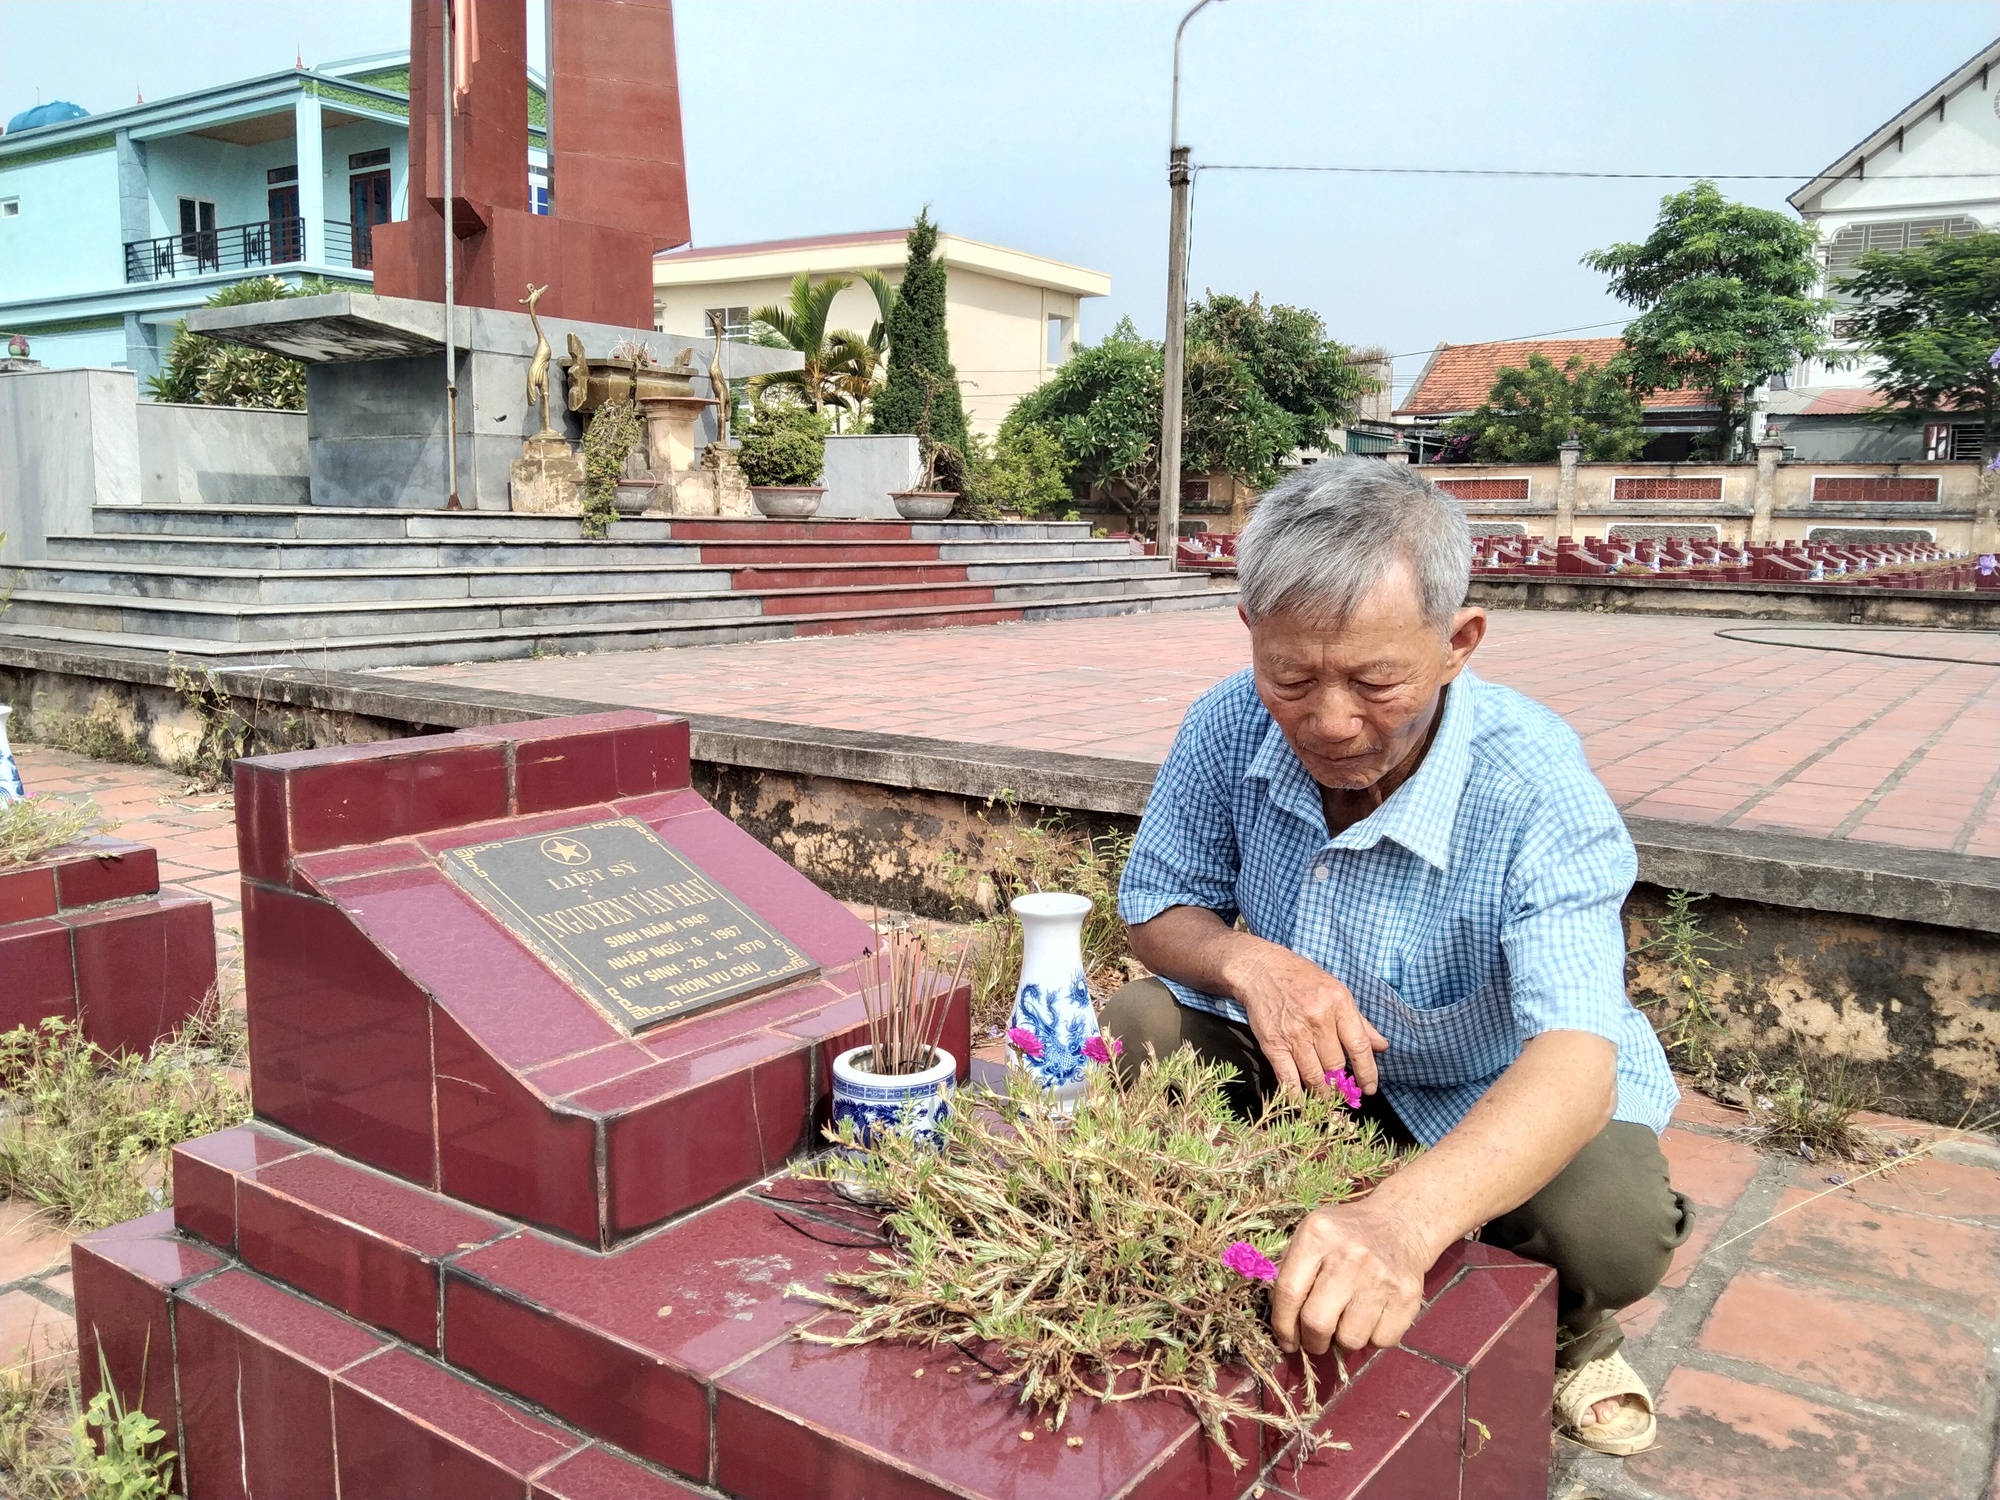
[{"left": 1159, "top": 0, "right": 1219, "bottom": 565}]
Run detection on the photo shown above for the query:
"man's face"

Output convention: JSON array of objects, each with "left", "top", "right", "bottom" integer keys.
[{"left": 1245, "top": 561, "right": 1486, "bottom": 792}]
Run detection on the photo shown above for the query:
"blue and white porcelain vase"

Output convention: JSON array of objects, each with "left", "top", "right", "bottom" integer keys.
[
  {"left": 0, "top": 706, "right": 24, "bottom": 804},
  {"left": 1006, "top": 891, "right": 1101, "bottom": 1110}
]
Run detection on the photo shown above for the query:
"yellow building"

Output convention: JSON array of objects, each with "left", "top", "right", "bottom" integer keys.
[{"left": 652, "top": 229, "right": 1110, "bottom": 435}]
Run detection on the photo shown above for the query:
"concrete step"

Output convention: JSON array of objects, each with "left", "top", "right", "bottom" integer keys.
[
  {"left": 88, "top": 504, "right": 1097, "bottom": 544},
  {"left": 0, "top": 581, "right": 1238, "bottom": 668},
  {"left": 1, "top": 572, "right": 1222, "bottom": 644},
  {"left": 16, "top": 555, "right": 1178, "bottom": 606},
  {"left": 56, "top": 530, "right": 1143, "bottom": 569}
]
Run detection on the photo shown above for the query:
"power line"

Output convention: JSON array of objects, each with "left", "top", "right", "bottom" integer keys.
[
  {"left": 1192, "top": 163, "right": 2000, "bottom": 181},
  {"left": 1381, "top": 318, "right": 1632, "bottom": 361}
]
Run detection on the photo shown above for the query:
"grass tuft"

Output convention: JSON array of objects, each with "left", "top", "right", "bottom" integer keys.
[
  {"left": 0, "top": 797, "right": 116, "bottom": 869},
  {"left": 0, "top": 994, "right": 249, "bottom": 1231},
  {"left": 792, "top": 1048, "right": 1404, "bottom": 1468},
  {"left": 1732, "top": 1057, "right": 1891, "bottom": 1164}
]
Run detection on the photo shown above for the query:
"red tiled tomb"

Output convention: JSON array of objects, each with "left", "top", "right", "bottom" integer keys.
[{"left": 72, "top": 712, "right": 1556, "bottom": 1498}]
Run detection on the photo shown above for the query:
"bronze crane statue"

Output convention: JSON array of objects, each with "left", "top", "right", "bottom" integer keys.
[{"left": 520, "top": 284, "right": 562, "bottom": 439}]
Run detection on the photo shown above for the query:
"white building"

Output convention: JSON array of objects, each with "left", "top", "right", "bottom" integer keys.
[
  {"left": 1777, "top": 39, "right": 1999, "bottom": 458},
  {"left": 652, "top": 230, "right": 1109, "bottom": 436}
]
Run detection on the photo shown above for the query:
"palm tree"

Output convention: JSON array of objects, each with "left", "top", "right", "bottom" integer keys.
[{"left": 750, "top": 273, "right": 869, "bottom": 417}]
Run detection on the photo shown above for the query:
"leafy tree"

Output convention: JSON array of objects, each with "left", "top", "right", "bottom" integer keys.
[
  {"left": 871, "top": 210, "right": 968, "bottom": 452},
  {"left": 962, "top": 426, "right": 1074, "bottom": 518},
  {"left": 1186, "top": 292, "right": 1375, "bottom": 452},
  {"left": 1585, "top": 181, "right": 1829, "bottom": 459},
  {"left": 1004, "top": 310, "right": 1342, "bottom": 529},
  {"left": 1002, "top": 319, "right": 1163, "bottom": 522},
  {"left": 1837, "top": 229, "right": 2000, "bottom": 466},
  {"left": 1445, "top": 352, "right": 1648, "bottom": 463},
  {"left": 736, "top": 401, "right": 831, "bottom": 487},
  {"left": 146, "top": 276, "right": 327, "bottom": 409},
  {"left": 749, "top": 273, "right": 870, "bottom": 419}
]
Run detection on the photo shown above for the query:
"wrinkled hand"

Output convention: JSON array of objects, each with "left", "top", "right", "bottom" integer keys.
[
  {"left": 1228, "top": 942, "right": 1389, "bottom": 1097},
  {"left": 1270, "top": 1203, "right": 1429, "bottom": 1357}
]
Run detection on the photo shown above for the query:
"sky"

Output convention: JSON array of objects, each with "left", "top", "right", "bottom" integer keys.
[{"left": 4, "top": 0, "right": 1993, "bottom": 399}]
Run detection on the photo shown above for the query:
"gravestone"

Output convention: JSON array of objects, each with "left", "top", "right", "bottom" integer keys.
[{"left": 69, "top": 711, "right": 1553, "bottom": 1498}]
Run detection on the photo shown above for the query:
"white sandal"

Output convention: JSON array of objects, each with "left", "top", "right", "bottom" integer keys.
[{"left": 1554, "top": 1348, "right": 1657, "bottom": 1455}]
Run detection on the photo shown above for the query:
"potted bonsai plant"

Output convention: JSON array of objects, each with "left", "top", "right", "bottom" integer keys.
[
  {"left": 889, "top": 376, "right": 962, "bottom": 520},
  {"left": 737, "top": 401, "right": 830, "bottom": 518},
  {"left": 829, "top": 921, "right": 969, "bottom": 1201}
]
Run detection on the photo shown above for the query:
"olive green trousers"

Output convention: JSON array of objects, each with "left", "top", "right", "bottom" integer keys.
[{"left": 1101, "top": 977, "right": 1693, "bottom": 1370}]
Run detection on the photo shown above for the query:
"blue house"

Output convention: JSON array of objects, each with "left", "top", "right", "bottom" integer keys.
[{"left": 0, "top": 53, "right": 548, "bottom": 385}]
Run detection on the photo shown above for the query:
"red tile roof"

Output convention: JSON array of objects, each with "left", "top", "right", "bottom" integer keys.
[{"left": 1395, "top": 338, "right": 1716, "bottom": 417}]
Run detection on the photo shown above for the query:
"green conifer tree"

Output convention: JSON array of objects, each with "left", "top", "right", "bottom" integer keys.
[{"left": 871, "top": 210, "right": 968, "bottom": 452}]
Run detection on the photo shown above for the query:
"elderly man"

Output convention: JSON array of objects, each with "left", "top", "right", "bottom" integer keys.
[{"left": 1105, "top": 457, "right": 1689, "bottom": 1456}]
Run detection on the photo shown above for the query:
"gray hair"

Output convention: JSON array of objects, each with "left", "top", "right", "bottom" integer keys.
[{"left": 1235, "top": 456, "right": 1471, "bottom": 634}]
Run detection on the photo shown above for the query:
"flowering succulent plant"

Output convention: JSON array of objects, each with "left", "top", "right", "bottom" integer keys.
[
  {"left": 1222, "top": 1240, "right": 1279, "bottom": 1283},
  {"left": 1004, "top": 1026, "right": 1044, "bottom": 1059},
  {"left": 793, "top": 1048, "right": 1403, "bottom": 1467}
]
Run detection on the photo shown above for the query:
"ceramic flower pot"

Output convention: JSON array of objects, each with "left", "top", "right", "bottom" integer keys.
[
  {"left": 890, "top": 490, "right": 955, "bottom": 521},
  {"left": 1005, "top": 891, "right": 1101, "bottom": 1109},
  {"left": 0, "top": 705, "right": 24, "bottom": 803},
  {"left": 752, "top": 485, "right": 825, "bottom": 519}
]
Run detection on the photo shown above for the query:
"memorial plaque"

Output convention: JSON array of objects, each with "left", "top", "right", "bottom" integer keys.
[{"left": 441, "top": 816, "right": 817, "bottom": 1032}]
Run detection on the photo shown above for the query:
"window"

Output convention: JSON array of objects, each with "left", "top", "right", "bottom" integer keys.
[
  {"left": 1825, "top": 216, "right": 1979, "bottom": 301},
  {"left": 267, "top": 165, "right": 297, "bottom": 185},
  {"left": 705, "top": 306, "right": 755, "bottom": 342},
  {"left": 177, "top": 197, "right": 218, "bottom": 267},
  {"left": 1047, "top": 316, "right": 1066, "bottom": 365},
  {"left": 0, "top": 198, "right": 18, "bottom": 218},
  {"left": 529, "top": 168, "right": 550, "bottom": 216},
  {"left": 348, "top": 148, "right": 391, "bottom": 171}
]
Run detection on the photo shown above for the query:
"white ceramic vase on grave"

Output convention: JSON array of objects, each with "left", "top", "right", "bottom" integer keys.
[
  {"left": 1006, "top": 891, "right": 1101, "bottom": 1110},
  {"left": 0, "top": 705, "right": 24, "bottom": 803}
]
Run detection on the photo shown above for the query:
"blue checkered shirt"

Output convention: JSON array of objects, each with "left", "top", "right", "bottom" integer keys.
[{"left": 1119, "top": 667, "right": 1677, "bottom": 1145}]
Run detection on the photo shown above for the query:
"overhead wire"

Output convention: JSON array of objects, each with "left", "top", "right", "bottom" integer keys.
[{"left": 1192, "top": 163, "right": 2000, "bottom": 181}]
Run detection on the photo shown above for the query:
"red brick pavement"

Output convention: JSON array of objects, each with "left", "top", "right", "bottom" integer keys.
[{"left": 409, "top": 610, "right": 2000, "bottom": 857}]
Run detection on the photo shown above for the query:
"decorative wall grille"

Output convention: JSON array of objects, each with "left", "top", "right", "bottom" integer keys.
[
  {"left": 1810, "top": 475, "right": 1939, "bottom": 504},
  {"left": 1611, "top": 476, "right": 1724, "bottom": 502},
  {"left": 1433, "top": 477, "right": 1531, "bottom": 501}
]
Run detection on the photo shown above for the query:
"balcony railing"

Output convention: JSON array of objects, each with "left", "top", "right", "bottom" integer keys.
[{"left": 123, "top": 216, "right": 364, "bottom": 283}]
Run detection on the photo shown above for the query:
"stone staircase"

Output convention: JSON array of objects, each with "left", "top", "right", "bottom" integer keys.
[{"left": 1, "top": 506, "right": 1235, "bottom": 668}]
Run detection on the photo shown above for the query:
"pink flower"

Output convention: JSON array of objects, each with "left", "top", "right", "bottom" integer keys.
[
  {"left": 1081, "top": 1035, "right": 1121, "bottom": 1065},
  {"left": 1324, "top": 1069, "right": 1362, "bottom": 1109},
  {"left": 1222, "top": 1241, "right": 1278, "bottom": 1283},
  {"left": 1006, "top": 1027, "right": 1044, "bottom": 1060}
]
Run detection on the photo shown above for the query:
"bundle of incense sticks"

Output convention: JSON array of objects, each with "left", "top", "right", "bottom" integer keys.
[{"left": 860, "top": 916, "right": 969, "bottom": 1076}]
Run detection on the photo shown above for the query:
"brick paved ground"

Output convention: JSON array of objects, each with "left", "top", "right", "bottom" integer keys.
[
  {"left": 409, "top": 609, "right": 2000, "bottom": 857},
  {"left": 6, "top": 740, "right": 1998, "bottom": 1496}
]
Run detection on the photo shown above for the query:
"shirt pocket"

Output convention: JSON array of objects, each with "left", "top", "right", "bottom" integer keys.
[{"left": 1349, "top": 971, "right": 1512, "bottom": 1090}]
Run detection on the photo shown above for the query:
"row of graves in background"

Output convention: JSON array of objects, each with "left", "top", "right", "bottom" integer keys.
[
  {"left": 1472, "top": 533, "right": 1993, "bottom": 589},
  {"left": 1173, "top": 530, "right": 1996, "bottom": 590},
  {"left": 65, "top": 710, "right": 1558, "bottom": 1500}
]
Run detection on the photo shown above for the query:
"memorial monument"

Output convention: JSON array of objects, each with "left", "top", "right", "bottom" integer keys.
[
  {"left": 184, "top": 0, "right": 797, "bottom": 511},
  {"left": 67, "top": 711, "right": 1555, "bottom": 1498}
]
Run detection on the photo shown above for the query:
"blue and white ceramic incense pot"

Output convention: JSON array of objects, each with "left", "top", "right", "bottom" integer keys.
[
  {"left": 1006, "top": 891, "right": 1101, "bottom": 1110},
  {"left": 830, "top": 1044, "right": 957, "bottom": 1150}
]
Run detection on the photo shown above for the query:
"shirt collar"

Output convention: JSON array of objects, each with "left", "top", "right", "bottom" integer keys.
[{"left": 1243, "top": 668, "right": 1480, "bottom": 873}]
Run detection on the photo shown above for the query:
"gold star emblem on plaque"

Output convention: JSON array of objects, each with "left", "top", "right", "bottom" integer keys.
[{"left": 540, "top": 836, "right": 591, "bottom": 865}]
